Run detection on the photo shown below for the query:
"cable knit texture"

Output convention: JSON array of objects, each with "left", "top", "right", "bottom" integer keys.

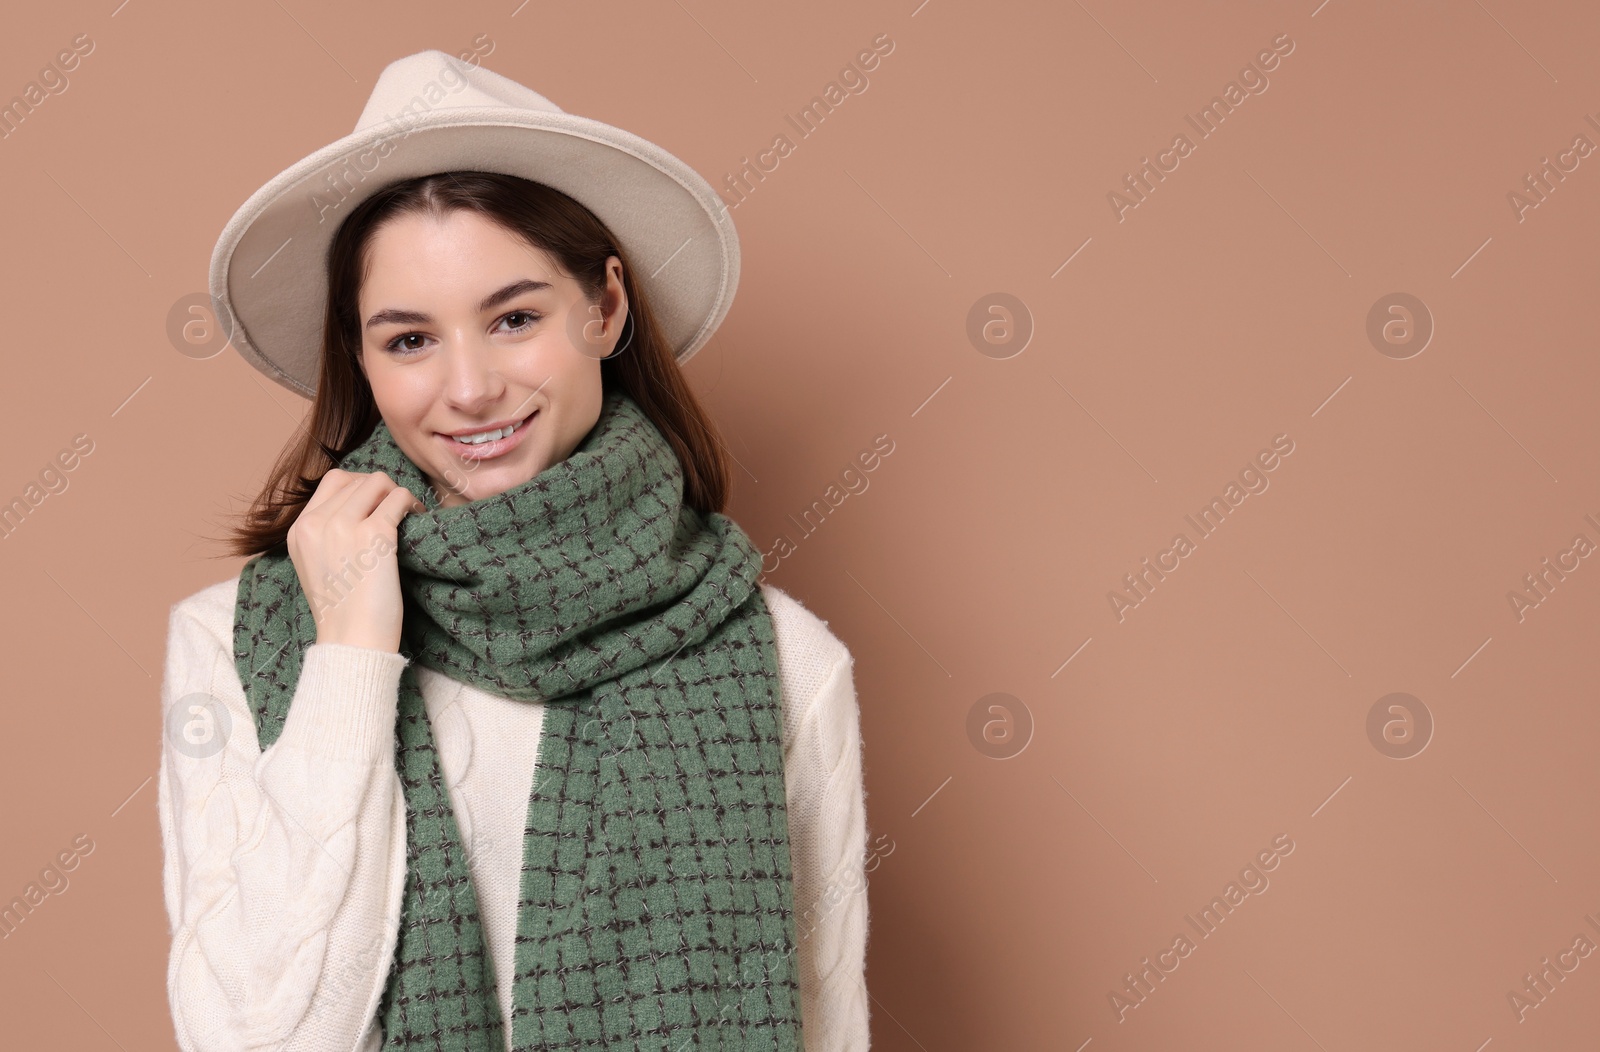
[{"left": 160, "top": 574, "right": 871, "bottom": 1051}]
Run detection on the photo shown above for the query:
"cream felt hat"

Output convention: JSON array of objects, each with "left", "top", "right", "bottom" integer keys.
[{"left": 209, "top": 48, "right": 740, "bottom": 399}]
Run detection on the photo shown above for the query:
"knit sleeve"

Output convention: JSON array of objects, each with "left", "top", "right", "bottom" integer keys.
[
  {"left": 158, "top": 579, "right": 407, "bottom": 1052},
  {"left": 765, "top": 585, "right": 873, "bottom": 1051}
]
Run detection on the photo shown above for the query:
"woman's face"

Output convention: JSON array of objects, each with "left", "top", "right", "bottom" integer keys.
[{"left": 356, "top": 209, "right": 628, "bottom": 508}]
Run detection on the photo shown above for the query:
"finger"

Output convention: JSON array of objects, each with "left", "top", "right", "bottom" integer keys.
[
  {"left": 303, "top": 468, "right": 359, "bottom": 513},
  {"left": 325, "top": 471, "right": 400, "bottom": 523},
  {"left": 337, "top": 473, "right": 419, "bottom": 527},
  {"left": 372, "top": 483, "right": 424, "bottom": 531}
]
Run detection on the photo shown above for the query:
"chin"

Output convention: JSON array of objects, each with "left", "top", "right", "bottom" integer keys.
[{"left": 456, "top": 463, "right": 543, "bottom": 503}]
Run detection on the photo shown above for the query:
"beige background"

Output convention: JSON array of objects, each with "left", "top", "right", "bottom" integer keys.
[{"left": 3, "top": 0, "right": 1599, "bottom": 1048}]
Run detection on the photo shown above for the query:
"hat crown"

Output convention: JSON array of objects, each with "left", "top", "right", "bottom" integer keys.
[{"left": 353, "top": 49, "right": 565, "bottom": 135}]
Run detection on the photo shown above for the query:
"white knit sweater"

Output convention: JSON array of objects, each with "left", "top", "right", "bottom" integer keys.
[{"left": 158, "top": 574, "right": 871, "bottom": 1051}]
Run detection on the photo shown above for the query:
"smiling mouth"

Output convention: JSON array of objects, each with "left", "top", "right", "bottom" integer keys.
[{"left": 438, "top": 410, "right": 537, "bottom": 460}]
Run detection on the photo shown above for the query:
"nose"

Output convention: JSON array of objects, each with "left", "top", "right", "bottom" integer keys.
[{"left": 439, "top": 331, "right": 506, "bottom": 413}]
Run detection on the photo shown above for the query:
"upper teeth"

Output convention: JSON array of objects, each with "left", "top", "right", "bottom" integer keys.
[{"left": 454, "top": 416, "right": 527, "bottom": 444}]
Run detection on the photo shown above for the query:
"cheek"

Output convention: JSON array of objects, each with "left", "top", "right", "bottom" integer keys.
[
  {"left": 366, "top": 358, "right": 431, "bottom": 415},
  {"left": 367, "top": 391, "right": 436, "bottom": 455}
]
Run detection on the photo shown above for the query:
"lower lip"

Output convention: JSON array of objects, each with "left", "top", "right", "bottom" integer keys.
[{"left": 439, "top": 410, "right": 537, "bottom": 460}]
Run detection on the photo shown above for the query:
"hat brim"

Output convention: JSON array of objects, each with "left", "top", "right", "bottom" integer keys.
[{"left": 209, "top": 107, "right": 739, "bottom": 399}]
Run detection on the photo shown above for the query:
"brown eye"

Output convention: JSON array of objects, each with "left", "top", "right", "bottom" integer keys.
[
  {"left": 499, "top": 310, "right": 542, "bottom": 333},
  {"left": 385, "top": 333, "right": 428, "bottom": 355}
]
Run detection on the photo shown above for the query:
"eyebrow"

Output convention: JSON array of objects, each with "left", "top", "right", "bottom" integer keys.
[{"left": 364, "top": 278, "right": 554, "bottom": 330}]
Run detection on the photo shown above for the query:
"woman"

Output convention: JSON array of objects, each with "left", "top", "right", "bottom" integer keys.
[{"left": 159, "top": 51, "right": 870, "bottom": 1051}]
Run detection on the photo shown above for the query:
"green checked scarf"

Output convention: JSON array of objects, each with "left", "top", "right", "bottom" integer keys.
[{"left": 233, "top": 388, "right": 804, "bottom": 1051}]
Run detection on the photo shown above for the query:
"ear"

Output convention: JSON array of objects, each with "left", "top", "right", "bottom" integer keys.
[{"left": 602, "top": 256, "right": 629, "bottom": 357}]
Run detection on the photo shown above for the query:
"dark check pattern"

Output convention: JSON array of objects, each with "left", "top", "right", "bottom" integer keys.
[{"left": 233, "top": 389, "right": 803, "bottom": 1050}]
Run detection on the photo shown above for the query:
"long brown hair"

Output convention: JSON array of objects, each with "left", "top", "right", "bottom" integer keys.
[{"left": 219, "top": 171, "right": 734, "bottom": 559}]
